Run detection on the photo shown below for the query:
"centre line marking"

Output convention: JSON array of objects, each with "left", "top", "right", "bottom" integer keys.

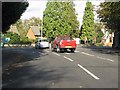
[
  {"left": 78, "top": 64, "right": 100, "bottom": 80},
  {"left": 52, "top": 52, "right": 61, "bottom": 56},
  {"left": 46, "top": 50, "right": 49, "bottom": 53},
  {"left": 97, "top": 56, "right": 114, "bottom": 62},
  {"left": 75, "top": 50, "right": 79, "bottom": 52},
  {"left": 81, "top": 52, "right": 94, "bottom": 56},
  {"left": 64, "top": 56, "right": 74, "bottom": 62},
  {"left": 65, "top": 53, "right": 70, "bottom": 55}
]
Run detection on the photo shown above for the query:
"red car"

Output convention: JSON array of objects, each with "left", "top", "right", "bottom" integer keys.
[{"left": 51, "top": 36, "right": 76, "bottom": 52}]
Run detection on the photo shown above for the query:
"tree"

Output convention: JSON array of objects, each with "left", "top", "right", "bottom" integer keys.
[
  {"left": 97, "top": 2, "right": 120, "bottom": 48},
  {"left": 43, "top": 1, "right": 79, "bottom": 40},
  {"left": 2, "top": 1, "right": 29, "bottom": 33},
  {"left": 97, "top": 2, "right": 120, "bottom": 32},
  {"left": 80, "top": 2, "right": 95, "bottom": 44},
  {"left": 94, "top": 23, "right": 104, "bottom": 43}
]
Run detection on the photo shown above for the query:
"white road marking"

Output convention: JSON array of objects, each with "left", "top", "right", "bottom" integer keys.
[
  {"left": 75, "top": 50, "right": 79, "bottom": 52},
  {"left": 64, "top": 56, "right": 74, "bottom": 62},
  {"left": 81, "top": 52, "right": 94, "bottom": 56},
  {"left": 97, "top": 56, "right": 114, "bottom": 62},
  {"left": 79, "top": 86, "right": 83, "bottom": 88},
  {"left": 46, "top": 50, "right": 49, "bottom": 53},
  {"left": 65, "top": 53, "right": 70, "bottom": 55},
  {"left": 52, "top": 52, "right": 61, "bottom": 56},
  {"left": 78, "top": 64, "right": 100, "bottom": 80}
]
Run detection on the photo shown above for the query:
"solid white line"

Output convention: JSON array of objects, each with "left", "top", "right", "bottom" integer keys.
[
  {"left": 64, "top": 56, "right": 74, "bottom": 62},
  {"left": 97, "top": 56, "right": 114, "bottom": 62},
  {"left": 78, "top": 64, "right": 100, "bottom": 80},
  {"left": 52, "top": 52, "right": 61, "bottom": 56},
  {"left": 81, "top": 52, "right": 94, "bottom": 56}
]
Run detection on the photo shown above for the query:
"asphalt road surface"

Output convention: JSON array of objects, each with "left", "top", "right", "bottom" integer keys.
[{"left": 2, "top": 46, "right": 119, "bottom": 88}]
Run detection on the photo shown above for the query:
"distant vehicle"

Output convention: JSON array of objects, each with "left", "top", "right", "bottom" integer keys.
[
  {"left": 35, "top": 38, "right": 49, "bottom": 49},
  {"left": 51, "top": 36, "right": 76, "bottom": 52}
]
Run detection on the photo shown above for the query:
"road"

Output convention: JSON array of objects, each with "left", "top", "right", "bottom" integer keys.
[{"left": 2, "top": 46, "right": 119, "bottom": 88}]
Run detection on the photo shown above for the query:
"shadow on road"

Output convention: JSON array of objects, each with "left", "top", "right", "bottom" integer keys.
[
  {"left": 2, "top": 47, "right": 47, "bottom": 68},
  {"left": 2, "top": 61, "right": 65, "bottom": 88},
  {"left": 2, "top": 47, "right": 65, "bottom": 88}
]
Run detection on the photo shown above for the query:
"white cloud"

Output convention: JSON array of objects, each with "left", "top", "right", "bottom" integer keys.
[{"left": 21, "top": 1, "right": 47, "bottom": 20}]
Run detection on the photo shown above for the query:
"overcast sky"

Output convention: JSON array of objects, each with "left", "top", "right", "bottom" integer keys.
[{"left": 20, "top": 0, "right": 105, "bottom": 28}]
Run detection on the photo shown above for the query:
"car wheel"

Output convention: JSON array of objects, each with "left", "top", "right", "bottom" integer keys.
[
  {"left": 71, "top": 49, "right": 75, "bottom": 53},
  {"left": 56, "top": 46, "right": 60, "bottom": 52},
  {"left": 35, "top": 45, "right": 37, "bottom": 49},
  {"left": 51, "top": 47, "right": 54, "bottom": 52}
]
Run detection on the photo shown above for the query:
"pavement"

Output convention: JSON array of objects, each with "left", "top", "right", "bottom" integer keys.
[{"left": 77, "top": 44, "right": 120, "bottom": 55}]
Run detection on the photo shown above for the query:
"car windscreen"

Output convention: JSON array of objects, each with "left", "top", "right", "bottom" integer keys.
[
  {"left": 39, "top": 39, "right": 48, "bottom": 42},
  {"left": 62, "top": 37, "right": 70, "bottom": 40}
]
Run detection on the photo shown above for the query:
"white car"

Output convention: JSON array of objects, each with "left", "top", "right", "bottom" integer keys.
[{"left": 35, "top": 38, "right": 49, "bottom": 49}]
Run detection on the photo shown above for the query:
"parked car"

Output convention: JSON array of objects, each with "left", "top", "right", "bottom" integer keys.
[
  {"left": 51, "top": 36, "right": 76, "bottom": 52},
  {"left": 35, "top": 38, "right": 49, "bottom": 49}
]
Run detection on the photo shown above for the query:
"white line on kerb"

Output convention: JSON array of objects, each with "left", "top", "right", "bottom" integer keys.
[
  {"left": 78, "top": 64, "right": 100, "bottom": 80},
  {"left": 64, "top": 56, "right": 74, "bottom": 62},
  {"left": 81, "top": 52, "right": 94, "bottom": 56},
  {"left": 52, "top": 52, "right": 61, "bottom": 56},
  {"left": 97, "top": 56, "right": 114, "bottom": 62}
]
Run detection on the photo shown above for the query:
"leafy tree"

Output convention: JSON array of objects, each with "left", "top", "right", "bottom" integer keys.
[
  {"left": 23, "top": 17, "right": 42, "bottom": 34},
  {"left": 94, "top": 23, "right": 104, "bottom": 43},
  {"left": 80, "top": 2, "right": 95, "bottom": 44},
  {"left": 29, "top": 17, "right": 42, "bottom": 26},
  {"left": 2, "top": 1, "right": 29, "bottom": 33},
  {"left": 97, "top": 2, "right": 120, "bottom": 48},
  {"left": 97, "top": 2, "right": 120, "bottom": 32},
  {"left": 43, "top": 1, "right": 79, "bottom": 40}
]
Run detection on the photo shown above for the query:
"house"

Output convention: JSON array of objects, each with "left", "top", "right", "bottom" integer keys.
[
  {"left": 101, "top": 25, "right": 114, "bottom": 46},
  {"left": 8, "top": 25, "right": 20, "bottom": 35},
  {"left": 26, "top": 26, "right": 40, "bottom": 40}
]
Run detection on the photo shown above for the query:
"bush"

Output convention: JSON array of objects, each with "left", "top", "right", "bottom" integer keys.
[
  {"left": 20, "top": 37, "right": 31, "bottom": 44},
  {"left": 4, "top": 32, "right": 20, "bottom": 44},
  {"left": 95, "top": 43, "right": 103, "bottom": 46}
]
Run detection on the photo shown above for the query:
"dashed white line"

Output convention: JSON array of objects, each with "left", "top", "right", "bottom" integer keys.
[
  {"left": 64, "top": 56, "right": 74, "bottom": 62},
  {"left": 52, "top": 52, "right": 61, "bottom": 56},
  {"left": 78, "top": 64, "right": 100, "bottom": 80},
  {"left": 79, "top": 86, "right": 83, "bottom": 88},
  {"left": 81, "top": 52, "right": 94, "bottom": 56},
  {"left": 65, "top": 53, "right": 71, "bottom": 55},
  {"left": 46, "top": 50, "right": 49, "bottom": 53},
  {"left": 97, "top": 56, "right": 114, "bottom": 62},
  {"left": 75, "top": 50, "right": 79, "bottom": 52}
]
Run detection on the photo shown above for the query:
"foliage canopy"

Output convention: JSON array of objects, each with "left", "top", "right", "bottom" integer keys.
[
  {"left": 80, "top": 2, "right": 95, "bottom": 42},
  {"left": 2, "top": 1, "right": 29, "bottom": 33},
  {"left": 43, "top": 1, "right": 79, "bottom": 40},
  {"left": 97, "top": 2, "right": 120, "bottom": 32}
]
